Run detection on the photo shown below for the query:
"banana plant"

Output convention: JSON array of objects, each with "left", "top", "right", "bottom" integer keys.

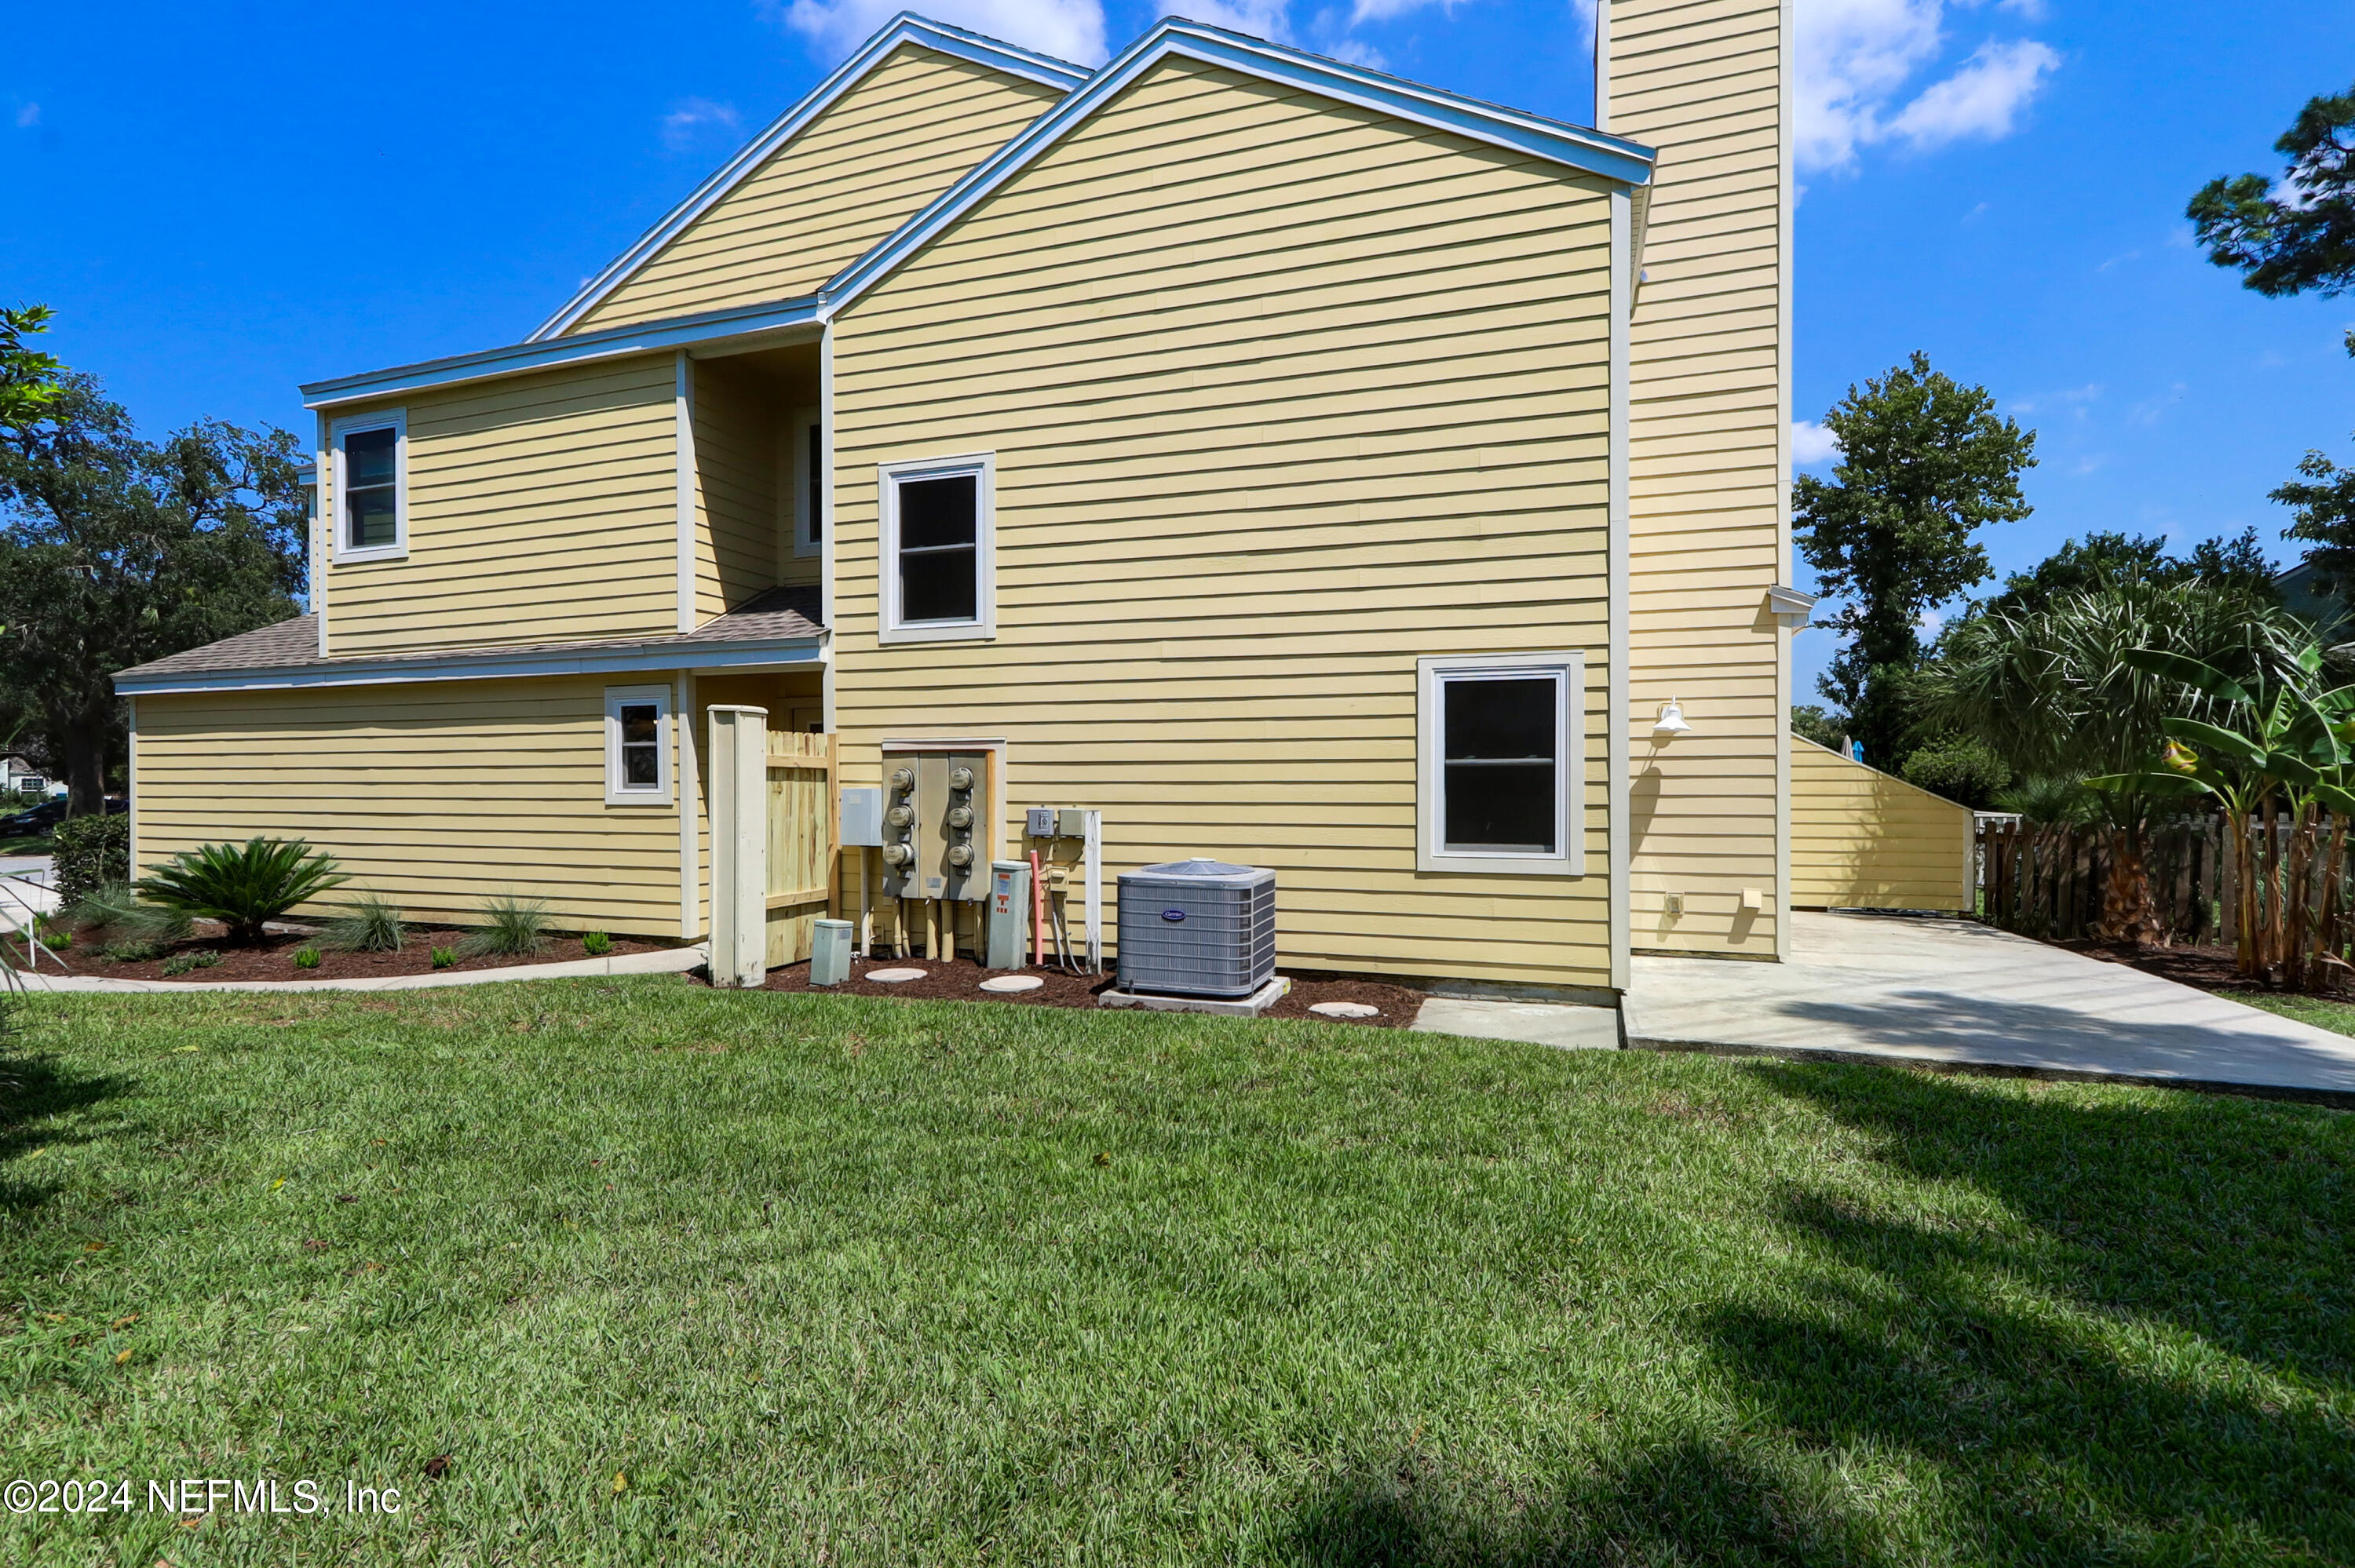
[{"left": 2088, "top": 644, "right": 2355, "bottom": 979}]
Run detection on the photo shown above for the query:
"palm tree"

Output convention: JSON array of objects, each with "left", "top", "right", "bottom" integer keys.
[{"left": 1923, "top": 578, "right": 2309, "bottom": 943}]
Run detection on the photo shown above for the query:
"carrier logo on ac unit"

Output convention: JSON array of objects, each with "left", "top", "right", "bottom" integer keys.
[{"left": 1161, "top": 908, "right": 1186, "bottom": 921}]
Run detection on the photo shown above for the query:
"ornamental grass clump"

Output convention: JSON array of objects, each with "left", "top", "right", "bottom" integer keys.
[
  {"left": 459, "top": 895, "right": 547, "bottom": 959},
  {"left": 582, "top": 932, "right": 612, "bottom": 957},
  {"left": 137, "top": 837, "right": 349, "bottom": 946},
  {"left": 321, "top": 894, "right": 404, "bottom": 954},
  {"left": 430, "top": 946, "right": 457, "bottom": 970},
  {"left": 68, "top": 881, "right": 192, "bottom": 945},
  {"left": 292, "top": 947, "right": 322, "bottom": 970}
]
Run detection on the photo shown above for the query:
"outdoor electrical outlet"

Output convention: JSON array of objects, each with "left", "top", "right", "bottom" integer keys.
[{"left": 1663, "top": 892, "right": 1685, "bottom": 916}]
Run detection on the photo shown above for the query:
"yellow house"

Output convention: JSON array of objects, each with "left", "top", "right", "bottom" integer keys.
[{"left": 119, "top": 7, "right": 1932, "bottom": 996}]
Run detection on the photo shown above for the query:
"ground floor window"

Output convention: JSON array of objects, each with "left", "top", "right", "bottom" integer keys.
[
  {"left": 605, "top": 685, "right": 672, "bottom": 804},
  {"left": 1416, "top": 653, "right": 1583, "bottom": 876}
]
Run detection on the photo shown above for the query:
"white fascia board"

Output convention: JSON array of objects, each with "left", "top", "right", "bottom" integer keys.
[
  {"left": 113, "top": 636, "right": 825, "bottom": 697},
  {"left": 820, "top": 18, "right": 1656, "bottom": 316},
  {"left": 299, "top": 298, "right": 824, "bottom": 410},
  {"left": 527, "top": 13, "right": 1092, "bottom": 343}
]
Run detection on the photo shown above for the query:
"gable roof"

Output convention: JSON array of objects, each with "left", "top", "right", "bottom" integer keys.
[
  {"left": 304, "top": 14, "right": 1652, "bottom": 410},
  {"left": 817, "top": 16, "right": 1656, "bottom": 319},
  {"left": 527, "top": 13, "right": 1091, "bottom": 343}
]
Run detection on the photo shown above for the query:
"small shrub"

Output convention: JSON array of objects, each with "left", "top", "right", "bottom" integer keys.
[
  {"left": 292, "top": 946, "right": 322, "bottom": 970},
  {"left": 459, "top": 895, "right": 548, "bottom": 959},
  {"left": 321, "top": 893, "right": 404, "bottom": 954},
  {"left": 32, "top": 918, "right": 71, "bottom": 952},
  {"left": 1899, "top": 733, "right": 2011, "bottom": 810},
  {"left": 161, "top": 951, "right": 221, "bottom": 977},
  {"left": 137, "top": 837, "right": 350, "bottom": 945},
  {"left": 430, "top": 946, "right": 457, "bottom": 970},
  {"left": 68, "top": 881, "right": 192, "bottom": 944},
  {"left": 1995, "top": 775, "right": 2098, "bottom": 826},
  {"left": 52, "top": 814, "right": 129, "bottom": 906},
  {"left": 103, "top": 940, "right": 162, "bottom": 964},
  {"left": 582, "top": 931, "right": 613, "bottom": 957}
]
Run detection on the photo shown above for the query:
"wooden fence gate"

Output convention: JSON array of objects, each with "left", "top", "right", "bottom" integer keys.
[{"left": 708, "top": 708, "right": 835, "bottom": 986}]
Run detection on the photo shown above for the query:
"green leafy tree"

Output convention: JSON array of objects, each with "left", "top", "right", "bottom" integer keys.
[
  {"left": 2274, "top": 441, "right": 2355, "bottom": 603},
  {"left": 1981, "top": 527, "right": 2280, "bottom": 621},
  {"left": 1795, "top": 352, "right": 2037, "bottom": 764},
  {"left": 1788, "top": 704, "right": 1846, "bottom": 752},
  {"left": 0, "top": 305, "right": 63, "bottom": 429},
  {"left": 2188, "top": 83, "right": 2355, "bottom": 309},
  {"left": 0, "top": 374, "right": 307, "bottom": 811}
]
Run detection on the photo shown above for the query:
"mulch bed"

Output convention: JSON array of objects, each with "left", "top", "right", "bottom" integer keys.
[
  {"left": 2056, "top": 937, "right": 2351, "bottom": 998},
  {"left": 727, "top": 952, "right": 1426, "bottom": 1026},
  {"left": 43, "top": 927, "right": 671, "bottom": 984}
]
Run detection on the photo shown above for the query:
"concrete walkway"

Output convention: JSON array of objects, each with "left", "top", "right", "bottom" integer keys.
[
  {"left": 1411, "top": 994, "right": 1619, "bottom": 1050},
  {"left": 1627, "top": 911, "right": 2355, "bottom": 1103},
  {"left": 13, "top": 943, "right": 707, "bottom": 994}
]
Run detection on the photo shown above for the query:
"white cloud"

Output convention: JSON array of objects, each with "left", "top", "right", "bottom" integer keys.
[
  {"left": 1795, "top": 0, "right": 2057, "bottom": 173},
  {"left": 660, "top": 97, "right": 741, "bottom": 152},
  {"left": 1348, "top": 0, "right": 1446, "bottom": 21},
  {"left": 1327, "top": 37, "right": 1388, "bottom": 68},
  {"left": 1186, "top": 0, "right": 1295, "bottom": 41},
  {"left": 771, "top": 0, "right": 1109, "bottom": 66},
  {"left": 1792, "top": 419, "right": 1842, "bottom": 465},
  {"left": 13, "top": 102, "right": 37, "bottom": 129},
  {"left": 1885, "top": 37, "right": 2058, "bottom": 150}
]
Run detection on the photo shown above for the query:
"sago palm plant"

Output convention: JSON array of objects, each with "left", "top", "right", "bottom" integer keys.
[{"left": 136, "top": 837, "right": 350, "bottom": 946}]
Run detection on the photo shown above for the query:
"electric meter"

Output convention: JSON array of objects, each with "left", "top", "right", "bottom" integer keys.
[
  {"left": 889, "top": 767, "right": 915, "bottom": 792},
  {"left": 886, "top": 804, "right": 914, "bottom": 828},
  {"left": 882, "top": 843, "right": 912, "bottom": 867},
  {"left": 946, "top": 805, "right": 973, "bottom": 830},
  {"left": 946, "top": 844, "right": 974, "bottom": 869},
  {"left": 948, "top": 765, "right": 975, "bottom": 791}
]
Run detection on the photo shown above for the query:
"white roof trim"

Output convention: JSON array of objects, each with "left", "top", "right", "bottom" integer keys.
[
  {"left": 113, "top": 633, "right": 825, "bottom": 696},
  {"left": 819, "top": 16, "right": 1656, "bottom": 315},
  {"left": 524, "top": 13, "right": 1090, "bottom": 344},
  {"left": 299, "top": 297, "right": 825, "bottom": 410}
]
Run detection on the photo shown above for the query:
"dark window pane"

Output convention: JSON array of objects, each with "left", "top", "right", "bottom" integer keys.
[
  {"left": 901, "top": 545, "right": 978, "bottom": 622},
  {"left": 1444, "top": 761, "right": 1557, "bottom": 853},
  {"left": 622, "top": 744, "right": 659, "bottom": 787},
  {"left": 346, "top": 486, "right": 397, "bottom": 548},
  {"left": 898, "top": 474, "right": 976, "bottom": 549},
  {"left": 346, "top": 427, "right": 396, "bottom": 487},
  {"left": 808, "top": 425, "right": 823, "bottom": 544},
  {"left": 620, "top": 705, "right": 657, "bottom": 746},
  {"left": 1444, "top": 677, "right": 1557, "bottom": 763}
]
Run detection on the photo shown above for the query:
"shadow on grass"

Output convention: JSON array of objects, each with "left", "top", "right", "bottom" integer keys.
[
  {"left": 1289, "top": 1061, "right": 2353, "bottom": 1565},
  {"left": 0, "top": 1041, "right": 122, "bottom": 1214},
  {"left": 1287, "top": 1438, "right": 1895, "bottom": 1566}
]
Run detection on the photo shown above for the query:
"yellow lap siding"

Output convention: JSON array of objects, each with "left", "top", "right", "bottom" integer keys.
[
  {"left": 832, "top": 57, "right": 1617, "bottom": 990},
  {"left": 325, "top": 357, "right": 678, "bottom": 657},
  {"left": 133, "top": 678, "right": 687, "bottom": 936},
  {"left": 690, "top": 359, "right": 783, "bottom": 620},
  {"left": 1788, "top": 738, "right": 1973, "bottom": 912},
  {"left": 573, "top": 46, "right": 1065, "bottom": 333},
  {"left": 1610, "top": 0, "right": 1791, "bottom": 958}
]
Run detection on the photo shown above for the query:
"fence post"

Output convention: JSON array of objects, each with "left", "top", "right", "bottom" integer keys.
[{"left": 706, "top": 706, "right": 769, "bottom": 988}]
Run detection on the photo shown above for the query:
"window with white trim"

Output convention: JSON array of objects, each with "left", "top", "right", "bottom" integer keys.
[
  {"left": 604, "top": 685, "right": 672, "bottom": 804},
  {"left": 790, "top": 407, "right": 823, "bottom": 559},
  {"left": 331, "top": 410, "right": 407, "bottom": 562},
  {"left": 878, "top": 453, "right": 994, "bottom": 642},
  {"left": 1417, "top": 653, "right": 1583, "bottom": 876}
]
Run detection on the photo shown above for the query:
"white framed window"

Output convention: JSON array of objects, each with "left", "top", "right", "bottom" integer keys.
[
  {"left": 790, "top": 407, "right": 823, "bottom": 560},
  {"left": 1416, "top": 652, "right": 1584, "bottom": 877},
  {"left": 878, "top": 452, "right": 995, "bottom": 644},
  {"left": 330, "top": 410, "right": 407, "bottom": 563},
  {"left": 604, "top": 685, "right": 672, "bottom": 805}
]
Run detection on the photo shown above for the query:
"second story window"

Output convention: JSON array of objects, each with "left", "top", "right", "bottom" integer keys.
[
  {"left": 878, "top": 453, "right": 995, "bottom": 643},
  {"left": 790, "top": 408, "right": 823, "bottom": 559},
  {"left": 332, "top": 410, "right": 407, "bottom": 563}
]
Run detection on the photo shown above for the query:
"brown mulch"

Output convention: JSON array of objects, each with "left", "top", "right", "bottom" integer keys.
[
  {"left": 2057, "top": 937, "right": 2339, "bottom": 997},
  {"left": 46, "top": 927, "right": 671, "bottom": 984},
  {"left": 725, "top": 952, "right": 1425, "bottom": 1026}
]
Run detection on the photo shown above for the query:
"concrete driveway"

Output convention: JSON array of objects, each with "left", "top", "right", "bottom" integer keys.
[{"left": 1625, "top": 911, "right": 2355, "bottom": 1103}]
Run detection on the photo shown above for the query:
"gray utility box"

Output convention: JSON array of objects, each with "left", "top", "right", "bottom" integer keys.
[{"left": 1115, "top": 859, "right": 1276, "bottom": 999}]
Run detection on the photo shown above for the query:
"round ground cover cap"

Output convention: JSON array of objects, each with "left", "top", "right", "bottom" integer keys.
[
  {"left": 863, "top": 967, "right": 927, "bottom": 983},
  {"left": 1309, "top": 1001, "right": 1381, "bottom": 1019},
  {"left": 978, "top": 975, "right": 1045, "bottom": 994}
]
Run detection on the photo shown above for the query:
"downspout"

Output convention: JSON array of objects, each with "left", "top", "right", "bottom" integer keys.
[{"left": 1608, "top": 185, "right": 1633, "bottom": 996}]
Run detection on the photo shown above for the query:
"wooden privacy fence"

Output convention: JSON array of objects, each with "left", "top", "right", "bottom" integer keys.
[
  {"left": 1977, "top": 813, "right": 2354, "bottom": 977},
  {"left": 708, "top": 709, "right": 835, "bottom": 986}
]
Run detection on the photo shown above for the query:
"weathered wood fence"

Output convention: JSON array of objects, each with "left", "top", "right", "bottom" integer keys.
[{"left": 1977, "top": 812, "right": 2353, "bottom": 976}]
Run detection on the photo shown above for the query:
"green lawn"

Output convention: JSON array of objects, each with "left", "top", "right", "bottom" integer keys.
[
  {"left": 3, "top": 980, "right": 2350, "bottom": 1565},
  {"left": 0, "top": 832, "right": 54, "bottom": 858},
  {"left": 2234, "top": 990, "right": 2355, "bottom": 1039}
]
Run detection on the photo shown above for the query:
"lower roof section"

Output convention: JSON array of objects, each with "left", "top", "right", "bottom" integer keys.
[{"left": 115, "top": 587, "right": 825, "bottom": 697}]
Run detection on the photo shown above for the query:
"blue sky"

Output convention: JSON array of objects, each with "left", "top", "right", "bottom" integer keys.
[{"left": 7, "top": 2, "right": 2353, "bottom": 701}]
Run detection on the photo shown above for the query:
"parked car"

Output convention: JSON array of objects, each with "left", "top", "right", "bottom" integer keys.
[{"left": 0, "top": 798, "right": 68, "bottom": 835}]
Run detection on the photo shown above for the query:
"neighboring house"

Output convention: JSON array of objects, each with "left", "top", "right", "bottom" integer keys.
[
  {"left": 117, "top": 5, "right": 1836, "bottom": 993},
  {"left": 0, "top": 757, "right": 53, "bottom": 799}
]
